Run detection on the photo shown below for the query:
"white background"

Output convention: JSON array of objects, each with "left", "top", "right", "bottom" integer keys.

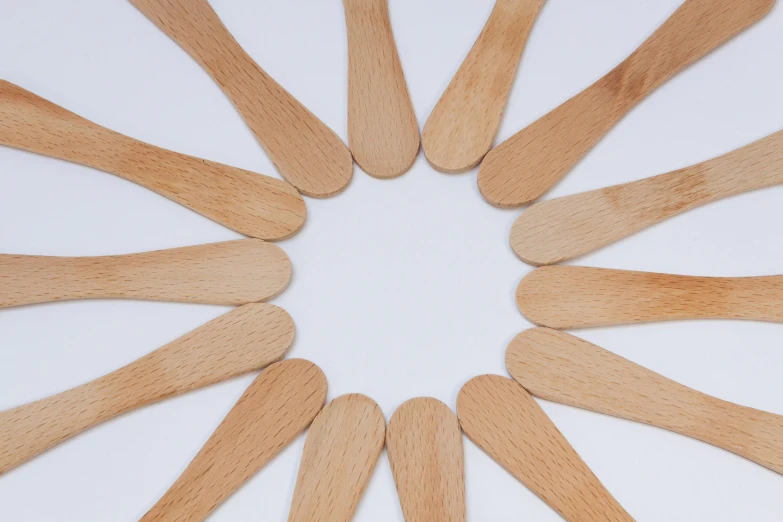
[{"left": 1, "top": 0, "right": 783, "bottom": 520}]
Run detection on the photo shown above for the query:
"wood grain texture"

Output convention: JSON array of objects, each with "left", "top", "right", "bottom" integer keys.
[
  {"left": 386, "top": 398, "right": 465, "bottom": 522},
  {"left": 457, "top": 375, "right": 632, "bottom": 521},
  {"left": 141, "top": 358, "right": 327, "bottom": 522},
  {"left": 422, "top": 0, "right": 546, "bottom": 173},
  {"left": 478, "top": 0, "right": 775, "bottom": 206},
  {"left": 0, "top": 239, "right": 290, "bottom": 308},
  {"left": 129, "top": 0, "right": 352, "bottom": 197},
  {"left": 512, "top": 130, "right": 783, "bottom": 265},
  {"left": 517, "top": 266, "right": 783, "bottom": 328},
  {"left": 0, "top": 80, "right": 305, "bottom": 239},
  {"left": 343, "top": 0, "right": 419, "bottom": 179},
  {"left": 0, "top": 303, "right": 294, "bottom": 474},
  {"left": 506, "top": 328, "right": 783, "bottom": 475},
  {"left": 288, "top": 394, "right": 385, "bottom": 522}
]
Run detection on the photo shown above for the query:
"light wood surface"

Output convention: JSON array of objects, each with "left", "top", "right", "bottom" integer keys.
[
  {"left": 386, "top": 398, "right": 465, "bottom": 522},
  {"left": 342, "top": 0, "right": 419, "bottom": 179},
  {"left": 129, "top": 0, "right": 352, "bottom": 198},
  {"left": 422, "top": 0, "right": 546, "bottom": 173},
  {"left": 0, "top": 239, "right": 290, "bottom": 308},
  {"left": 506, "top": 328, "right": 783, "bottom": 475},
  {"left": 457, "top": 375, "right": 632, "bottom": 521},
  {"left": 478, "top": 0, "right": 775, "bottom": 207},
  {"left": 0, "top": 303, "right": 294, "bottom": 474},
  {"left": 0, "top": 80, "right": 305, "bottom": 239},
  {"left": 517, "top": 266, "right": 783, "bottom": 328},
  {"left": 141, "top": 358, "right": 327, "bottom": 522},
  {"left": 288, "top": 394, "right": 385, "bottom": 522},
  {"left": 512, "top": 130, "right": 783, "bottom": 265}
]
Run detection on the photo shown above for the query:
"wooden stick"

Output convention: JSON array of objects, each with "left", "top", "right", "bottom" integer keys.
[
  {"left": 512, "top": 130, "right": 783, "bottom": 265},
  {"left": 0, "top": 303, "right": 294, "bottom": 474},
  {"left": 342, "top": 0, "right": 419, "bottom": 179},
  {"left": 422, "top": 0, "right": 546, "bottom": 173},
  {"left": 288, "top": 394, "right": 385, "bottom": 522},
  {"left": 0, "top": 80, "right": 305, "bottom": 239},
  {"left": 129, "top": 0, "right": 353, "bottom": 197},
  {"left": 458, "top": 375, "right": 632, "bottom": 521},
  {"left": 506, "top": 328, "right": 783, "bottom": 474},
  {"left": 479, "top": 0, "right": 775, "bottom": 206},
  {"left": 517, "top": 266, "right": 783, "bottom": 328},
  {"left": 387, "top": 398, "right": 465, "bottom": 522},
  {"left": 0, "top": 239, "right": 290, "bottom": 308},
  {"left": 140, "top": 359, "right": 327, "bottom": 522}
]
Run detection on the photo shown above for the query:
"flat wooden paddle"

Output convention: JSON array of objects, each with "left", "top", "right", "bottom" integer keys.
[
  {"left": 0, "top": 80, "right": 305, "bottom": 239},
  {"left": 0, "top": 239, "right": 290, "bottom": 308},
  {"left": 129, "top": 0, "right": 353, "bottom": 197},
  {"left": 0, "top": 303, "right": 294, "bottom": 474},
  {"left": 422, "top": 0, "right": 546, "bottom": 173},
  {"left": 506, "top": 328, "right": 783, "bottom": 475},
  {"left": 288, "top": 394, "right": 385, "bottom": 522},
  {"left": 457, "top": 375, "right": 632, "bottom": 521},
  {"left": 478, "top": 0, "right": 775, "bottom": 206},
  {"left": 517, "top": 266, "right": 783, "bottom": 328},
  {"left": 141, "top": 359, "right": 327, "bottom": 522},
  {"left": 386, "top": 398, "right": 465, "bottom": 522},
  {"left": 342, "top": 0, "right": 419, "bottom": 179},
  {"left": 512, "top": 130, "right": 783, "bottom": 265}
]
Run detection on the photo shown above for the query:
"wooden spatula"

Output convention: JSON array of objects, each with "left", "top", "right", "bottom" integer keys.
[
  {"left": 0, "top": 80, "right": 305, "bottom": 239},
  {"left": 422, "top": 0, "right": 546, "bottom": 173},
  {"left": 288, "top": 394, "right": 385, "bottom": 522},
  {"left": 517, "top": 266, "right": 783, "bottom": 328},
  {"left": 0, "top": 239, "right": 290, "bottom": 308},
  {"left": 0, "top": 303, "right": 294, "bottom": 474},
  {"left": 141, "top": 358, "right": 327, "bottom": 522},
  {"left": 457, "top": 375, "right": 632, "bottom": 521},
  {"left": 506, "top": 328, "right": 783, "bottom": 475},
  {"left": 512, "top": 130, "right": 783, "bottom": 265},
  {"left": 342, "top": 0, "right": 419, "bottom": 179},
  {"left": 386, "top": 397, "right": 465, "bottom": 522},
  {"left": 478, "top": 0, "right": 775, "bottom": 206},
  {"left": 129, "top": 0, "right": 353, "bottom": 198}
]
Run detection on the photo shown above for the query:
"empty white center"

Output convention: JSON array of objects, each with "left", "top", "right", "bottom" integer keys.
[{"left": 275, "top": 160, "right": 527, "bottom": 412}]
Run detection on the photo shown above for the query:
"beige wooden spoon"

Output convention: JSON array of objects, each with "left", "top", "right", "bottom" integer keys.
[
  {"left": 386, "top": 398, "right": 465, "bottom": 522},
  {"left": 512, "top": 130, "right": 783, "bottom": 265},
  {"left": 141, "top": 358, "right": 327, "bottom": 522},
  {"left": 478, "top": 0, "right": 775, "bottom": 207},
  {"left": 129, "top": 0, "right": 352, "bottom": 197},
  {"left": 0, "top": 303, "right": 294, "bottom": 475},
  {"left": 342, "top": 0, "right": 419, "bottom": 179},
  {"left": 422, "top": 0, "right": 546, "bottom": 173},
  {"left": 0, "top": 239, "right": 290, "bottom": 308},
  {"left": 457, "top": 375, "right": 632, "bottom": 521},
  {"left": 288, "top": 394, "right": 385, "bottom": 522},
  {"left": 507, "top": 328, "right": 783, "bottom": 475},
  {"left": 517, "top": 266, "right": 783, "bottom": 328},
  {"left": 0, "top": 80, "right": 304, "bottom": 239}
]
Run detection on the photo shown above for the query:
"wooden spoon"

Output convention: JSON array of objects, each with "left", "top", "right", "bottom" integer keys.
[
  {"left": 288, "top": 394, "right": 385, "bottom": 522},
  {"left": 422, "top": 0, "right": 546, "bottom": 173},
  {"left": 141, "top": 359, "right": 327, "bottom": 522},
  {"left": 342, "top": 0, "right": 419, "bottom": 179},
  {"left": 0, "top": 80, "right": 305, "bottom": 239},
  {"left": 478, "top": 0, "right": 775, "bottom": 206},
  {"left": 512, "top": 130, "right": 783, "bottom": 265},
  {"left": 0, "top": 303, "right": 294, "bottom": 474},
  {"left": 386, "top": 397, "right": 465, "bottom": 522},
  {"left": 457, "top": 375, "right": 632, "bottom": 521},
  {"left": 517, "top": 266, "right": 783, "bottom": 328},
  {"left": 0, "top": 239, "right": 290, "bottom": 308},
  {"left": 506, "top": 328, "right": 783, "bottom": 474},
  {"left": 129, "top": 0, "right": 353, "bottom": 198}
]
